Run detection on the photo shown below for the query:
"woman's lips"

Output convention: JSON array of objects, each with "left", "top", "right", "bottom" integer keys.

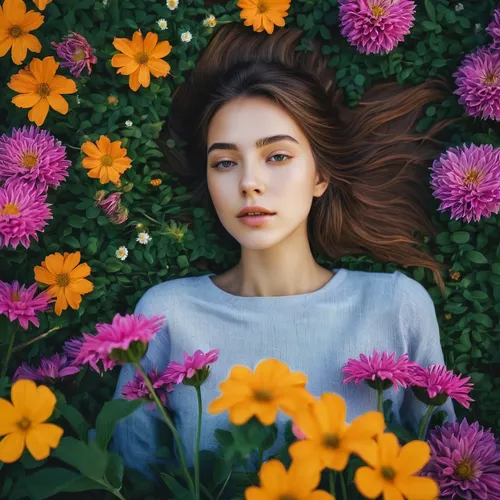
[{"left": 237, "top": 214, "right": 275, "bottom": 227}]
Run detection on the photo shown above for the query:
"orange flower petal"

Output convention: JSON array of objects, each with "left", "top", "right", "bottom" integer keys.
[
  {"left": 8, "top": 72, "right": 38, "bottom": 92},
  {"left": 54, "top": 287, "right": 68, "bottom": 316},
  {"left": 26, "top": 423, "right": 63, "bottom": 460},
  {"left": 96, "top": 135, "right": 111, "bottom": 154},
  {"left": 49, "top": 74, "right": 77, "bottom": 94},
  {"left": 143, "top": 31, "right": 158, "bottom": 54},
  {"left": 308, "top": 492, "right": 336, "bottom": 500},
  {"left": 228, "top": 365, "right": 253, "bottom": 382},
  {"left": 11, "top": 37, "right": 28, "bottom": 65},
  {"left": 81, "top": 141, "right": 102, "bottom": 159},
  {"left": 82, "top": 157, "right": 102, "bottom": 169},
  {"left": 85, "top": 167, "right": 102, "bottom": 179},
  {"left": 68, "top": 278, "right": 93, "bottom": 295},
  {"left": 27, "top": 97, "right": 49, "bottom": 126},
  {"left": 288, "top": 459, "right": 322, "bottom": 496},
  {"left": 3, "top": 0, "right": 26, "bottom": 25},
  {"left": 128, "top": 68, "right": 140, "bottom": 91},
  {"left": 110, "top": 52, "right": 133, "bottom": 68},
  {"left": 0, "top": 36, "right": 13, "bottom": 57},
  {"left": 147, "top": 58, "right": 170, "bottom": 78},
  {"left": 259, "top": 459, "right": 287, "bottom": 492},
  {"left": 138, "top": 64, "right": 150, "bottom": 87},
  {"left": 150, "top": 40, "right": 172, "bottom": 59},
  {"left": 12, "top": 92, "right": 41, "bottom": 108},
  {"left": 112, "top": 37, "right": 136, "bottom": 58},
  {"left": 116, "top": 62, "right": 140, "bottom": 76},
  {"left": 62, "top": 251, "right": 80, "bottom": 273},
  {"left": 382, "top": 483, "right": 404, "bottom": 500},
  {"left": 11, "top": 379, "right": 37, "bottom": 417},
  {"left": 0, "top": 431, "right": 26, "bottom": 463},
  {"left": 44, "top": 252, "right": 64, "bottom": 275},
  {"left": 64, "top": 287, "right": 82, "bottom": 310},
  {"left": 47, "top": 93, "right": 68, "bottom": 114},
  {"left": 21, "top": 10, "right": 44, "bottom": 31},
  {"left": 319, "top": 393, "right": 346, "bottom": 432},
  {"left": 395, "top": 440, "right": 431, "bottom": 476},
  {"left": 379, "top": 433, "right": 400, "bottom": 467},
  {"left": 34, "top": 265, "right": 56, "bottom": 285},
  {"left": 109, "top": 141, "right": 126, "bottom": 158},
  {"left": 39, "top": 56, "right": 58, "bottom": 82},
  {"left": 130, "top": 30, "right": 143, "bottom": 51},
  {"left": 395, "top": 475, "right": 439, "bottom": 500},
  {"left": 255, "top": 402, "right": 279, "bottom": 426},
  {"left": 28, "top": 57, "right": 45, "bottom": 80},
  {"left": 0, "top": 399, "right": 21, "bottom": 436},
  {"left": 229, "top": 402, "right": 256, "bottom": 425},
  {"left": 29, "top": 384, "right": 57, "bottom": 423},
  {"left": 354, "top": 466, "right": 384, "bottom": 499},
  {"left": 21, "top": 33, "right": 42, "bottom": 53}
]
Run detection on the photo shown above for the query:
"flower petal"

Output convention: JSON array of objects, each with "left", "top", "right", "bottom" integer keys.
[
  {"left": 26, "top": 423, "right": 63, "bottom": 460},
  {"left": 54, "top": 287, "right": 68, "bottom": 316},
  {"left": 0, "top": 431, "right": 26, "bottom": 463},
  {"left": 20, "top": 11, "right": 44, "bottom": 31},
  {"left": 112, "top": 37, "right": 136, "bottom": 57},
  {"left": 11, "top": 379, "right": 39, "bottom": 417},
  {"left": 228, "top": 401, "right": 255, "bottom": 425},
  {"left": 28, "top": 97, "right": 49, "bottom": 126},
  {"left": 11, "top": 37, "right": 28, "bottom": 65},
  {"left": 49, "top": 74, "right": 76, "bottom": 94},
  {"left": 143, "top": 31, "right": 158, "bottom": 55},
  {"left": 147, "top": 58, "right": 170, "bottom": 78},
  {"left": 379, "top": 433, "right": 400, "bottom": 466},
  {"left": 20, "top": 33, "right": 41, "bottom": 53},
  {"left": 150, "top": 40, "right": 172, "bottom": 59},
  {"left": 354, "top": 466, "right": 383, "bottom": 499},
  {"left": 34, "top": 265, "right": 56, "bottom": 285},
  {"left": 30, "top": 384, "right": 57, "bottom": 423},
  {"left": 320, "top": 393, "right": 346, "bottom": 432},
  {"left": 0, "top": 399, "right": 21, "bottom": 436},
  {"left": 395, "top": 475, "right": 439, "bottom": 500},
  {"left": 63, "top": 251, "right": 81, "bottom": 273},
  {"left": 12, "top": 92, "right": 41, "bottom": 108},
  {"left": 69, "top": 278, "right": 93, "bottom": 295},
  {"left": 138, "top": 64, "right": 150, "bottom": 87},
  {"left": 259, "top": 460, "right": 287, "bottom": 493},
  {"left": 395, "top": 440, "right": 431, "bottom": 476},
  {"left": 245, "top": 487, "right": 267, "bottom": 500},
  {"left": 0, "top": 36, "right": 13, "bottom": 57},
  {"left": 96, "top": 136, "right": 111, "bottom": 155},
  {"left": 382, "top": 483, "right": 404, "bottom": 500},
  {"left": 47, "top": 93, "right": 69, "bottom": 114},
  {"left": 128, "top": 68, "right": 140, "bottom": 92},
  {"left": 44, "top": 252, "right": 64, "bottom": 275},
  {"left": 288, "top": 459, "right": 323, "bottom": 496},
  {"left": 81, "top": 141, "right": 102, "bottom": 159},
  {"left": 4, "top": 0, "right": 26, "bottom": 25}
]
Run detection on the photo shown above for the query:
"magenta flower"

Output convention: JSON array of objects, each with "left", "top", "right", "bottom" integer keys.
[
  {"left": 62, "top": 336, "right": 84, "bottom": 360},
  {"left": 338, "top": 0, "right": 416, "bottom": 55},
  {"left": 122, "top": 368, "right": 173, "bottom": 409},
  {"left": 342, "top": 349, "right": 416, "bottom": 390},
  {"left": 410, "top": 364, "right": 474, "bottom": 408},
  {"left": 96, "top": 192, "right": 122, "bottom": 216},
  {"left": 0, "top": 179, "right": 52, "bottom": 249},
  {"left": 74, "top": 313, "right": 165, "bottom": 372},
  {"left": 453, "top": 46, "right": 500, "bottom": 121},
  {"left": 430, "top": 143, "right": 500, "bottom": 223},
  {"left": 0, "top": 280, "right": 52, "bottom": 329},
  {"left": 421, "top": 419, "right": 500, "bottom": 499},
  {"left": 486, "top": 7, "right": 500, "bottom": 50},
  {"left": 163, "top": 348, "right": 219, "bottom": 387},
  {"left": 109, "top": 206, "right": 128, "bottom": 225},
  {"left": 0, "top": 126, "right": 71, "bottom": 190},
  {"left": 51, "top": 31, "right": 97, "bottom": 78},
  {"left": 13, "top": 353, "right": 80, "bottom": 383},
  {"left": 292, "top": 422, "right": 307, "bottom": 441}
]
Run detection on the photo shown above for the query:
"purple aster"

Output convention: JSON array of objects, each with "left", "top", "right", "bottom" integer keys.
[
  {"left": 410, "top": 364, "right": 474, "bottom": 408},
  {"left": 430, "top": 143, "right": 500, "bottom": 223},
  {"left": 421, "top": 419, "right": 500, "bottom": 500},
  {"left": 51, "top": 31, "right": 98, "bottom": 78},
  {"left": 338, "top": 0, "right": 416, "bottom": 55},
  {"left": 0, "top": 178, "right": 52, "bottom": 249},
  {"left": 0, "top": 126, "right": 71, "bottom": 190},
  {"left": 122, "top": 368, "right": 173, "bottom": 409},
  {"left": 486, "top": 7, "right": 500, "bottom": 50},
  {"left": 453, "top": 46, "right": 500, "bottom": 121},
  {"left": 342, "top": 349, "right": 416, "bottom": 390},
  {"left": 162, "top": 348, "right": 220, "bottom": 387},
  {"left": 0, "top": 280, "right": 52, "bottom": 329},
  {"left": 13, "top": 353, "right": 80, "bottom": 383}
]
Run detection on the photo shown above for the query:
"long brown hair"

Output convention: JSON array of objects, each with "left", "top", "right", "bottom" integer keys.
[{"left": 159, "top": 23, "right": 457, "bottom": 293}]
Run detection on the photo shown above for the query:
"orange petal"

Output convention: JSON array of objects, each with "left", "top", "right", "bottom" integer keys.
[
  {"left": 21, "top": 11, "right": 44, "bottom": 31},
  {"left": 28, "top": 57, "right": 45, "bottom": 81},
  {"left": 346, "top": 411, "right": 385, "bottom": 442},
  {"left": 319, "top": 393, "right": 346, "bottom": 433},
  {"left": 255, "top": 402, "right": 279, "bottom": 426},
  {"left": 264, "top": 9, "right": 287, "bottom": 27},
  {"left": 395, "top": 475, "right": 439, "bottom": 500},
  {"left": 259, "top": 460, "right": 287, "bottom": 492},
  {"left": 8, "top": 71, "right": 38, "bottom": 91},
  {"left": 382, "top": 483, "right": 404, "bottom": 500},
  {"left": 68, "top": 278, "right": 93, "bottom": 295},
  {"left": 11, "top": 37, "right": 28, "bottom": 65},
  {"left": 292, "top": 409, "right": 322, "bottom": 441},
  {"left": 64, "top": 288, "right": 82, "bottom": 309},
  {"left": 288, "top": 459, "right": 322, "bottom": 496},
  {"left": 150, "top": 40, "right": 172, "bottom": 59},
  {"left": 85, "top": 167, "right": 102, "bottom": 179},
  {"left": 289, "top": 439, "right": 321, "bottom": 463},
  {"left": 29, "top": 384, "right": 57, "bottom": 423},
  {"left": 0, "top": 399, "right": 21, "bottom": 436},
  {"left": 147, "top": 58, "right": 170, "bottom": 78},
  {"left": 228, "top": 402, "right": 256, "bottom": 425},
  {"left": 138, "top": 64, "right": 150, "bottom": 87},
  {"left": 81, "top": 141, "right": 102, "bottom": 159},
  {"left": 111, "top": 53, "right": 134, "bottom": 68},
  {"left": 47, "top": 93, "right": 68, "bottom": 114},
  {"left": 143, "top": 31, "right": 158, "bottom": 54},
  {"left": 44, "top": 252, "right": 64, "bottom": 275},
  {"left": 26, "top": 423, "right": 63, "bottom": 460},
  {"left": 379, "top": 433, "right": 400, "bottom": 467},
  {"left": 54, "top": 288, "right": 68, "bottom": 315},
  {"left": 395, "top": 440, "right": 431, "bottom": 476},
  {"left": 11, "top": 379, "right": 37, "bottom": 417},
  {"left": 27, "top": 98, "right": 49, "bottom": 126},
  {"left": 112, "top": 37, "right": 137, "bottom": 57},
  {"left": 308, "top": 492, "right": 336, "bottom": 500},
  {"left": 39, "top": 56, "right": 58, "bottom": 82},
  {"left": 0, "top": 431, "right": 26, "bottom": 463},
  {"left": 33, "top": 265, "right": 56, "bottom": 285},
  {"left": 109, "top": 141, "right": 126, "bottom": 158},
  {"left": 12, "top": 92, "right": 41, "bottom": 108},
  {"left": 62, "top": 251, "right": 81, "bottom": 273},
  {"left": 245, "top": 487, "right": 267, "bottom": 500},
  {"left": 113, "top": 57, "right": 138, "bottom": 76},
  {"left": 322, "top": 447, "right": 350, "bottom": 471},
  {"left": 128, "top": 68, "right": 140, "bottom": 91},
  {"left": 21, "top": 33, "right": 42, "bottom": 53},
  {"left": 0, "top": 35, "right": 12, "bottom": 58},
  {"left": 96, "top": 135, "right": 111, "bottom": 154},
  {"left": 82, "top": 157, "right": 102, "bottom": 169},
  {"left": 3, "top": 0, "right": 26, "bottom": 25},
  {"left": 130, "top": 30, "right": 143, "bottom": 51},
  {"left": 354, "top": 466, "right": 383, "bottom": 499},
  {"left": 49, "top": 74, "right": 77, "bottom": 94}
]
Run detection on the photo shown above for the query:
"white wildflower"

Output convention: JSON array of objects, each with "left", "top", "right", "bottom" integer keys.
[
  {"left": 125, "top": 120, "right": 133, "bottom": 127},
  {"left": 102, "top": 0, "right": 108, "bottom": 6},
  {"left": 116, "top": 246, "right": 128, "bottom": 261},
  {"left": 75, "top": 95, "right": 81, "bottom": 105},
  {"left": 454, "top": 3, "right": 464, "bottom": 12},
  {"left": 137, "top": 232, "right": 153, "bottom": 245},
  {"left": 157, "top": 18, "right": 168, "bottom": 30},
  {"left": 166, "top": 0, "right": 178, "bottom": 10},
  {"left": 181, "top": 31, "right": 193, "bottom": 43},
  {"left": 203, "top": 15, "right": 217, "bottom": 28}
]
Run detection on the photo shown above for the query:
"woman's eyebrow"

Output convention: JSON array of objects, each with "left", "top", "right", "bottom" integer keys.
[{"left": 207, "top": 134, "right": 299, "bottom": 154}]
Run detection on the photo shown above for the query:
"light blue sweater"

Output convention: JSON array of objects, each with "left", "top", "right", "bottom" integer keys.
[{"left": 111, "top": 268, "right": 455, "bottom": 478}]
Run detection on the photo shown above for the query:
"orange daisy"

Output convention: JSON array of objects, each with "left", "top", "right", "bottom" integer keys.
[
  {"left": 7, "top": 56, "right": 77, "bottom": 126},
  {"left": 32, "top": 0, "right": 52, "bottom": 9},
  {"left": 111, "top": 30, "right": 172, "bottom": 91},
  {"left": 0, "top": 0, "right": 44, "bottom": 65},
  {"left": 81, "top": 136, "right": 132, "bottom": 185},
  {"left": 34, "top": 251, "right": 94, "bottom": 316},
  {"left": 237, "top": 0, "right": 291, "bottom": 35}
]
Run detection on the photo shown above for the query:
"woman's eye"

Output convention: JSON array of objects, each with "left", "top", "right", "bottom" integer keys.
[{"left": 211, "top": 154, "right": 292, "bottom": 169}]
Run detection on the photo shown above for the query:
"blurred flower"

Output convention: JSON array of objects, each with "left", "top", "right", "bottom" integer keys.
[
  {"left": 203, "top": 14, "right": 217, "bottom": 28},
  {"left": 163, "top": 348, "right": 219, "bottom": 387},
  {"left": 0, "top": 178, "right": 52, "bottom": 249},
  {"left": 115, "top": 246, "right": 128, "bottom": 261},
  {"left": 51, "top": 31, "right": 97, "bottom": 78},
  {"left": 0, "top": 0, "right": 43, "bottom": 65},
  {"left": 354, "top": 433, "right": 438, "bottom": 500},
  {"left": 475, "top": 23, "right": 482, "bottom": 33},
  {"left": 74, "top": 313, "right": 165, "bottom": 371},
  {"left": 107, "top": 95, "right": 118, "bottom": 105},
  {"left": 137, "top": 232, "right": 152, "bottom": 244},
  {"left": 96, "top": 192, "right": 121, "bottom": 216},
  {"left": 81, "top": 135, "right": 132, "bottom": 185},
  {"left": 34, "top": 251, "right": 93, "bottom": 316},
  {"left": 0, "top": 280, "right": 51, "bottom": 329},
  {"left": 289, "top": 393, "right": 385, "bottom": 472},
  {"left": 150, "top": 178, "right": 162, "bottom": 186},
  {"left": 487, "top": 7, "right": 500, "bottom": 49},
  {"left": 342, "top": 350, "right": 416, "bottom": 391},
  {"left": 453, "top": 46, "right": 500, "bottom": 121},
  {"left": 0, "top": 379, "right": 63, "bottom": 463},
  {"left": 208, "top": 358, "right": 315, "bottom": 425},
  {"left": 32, "top": 0, "right": 52, "bottom": 9},
  {"left": 430, "top": 143, "right": 500, "bottom": 223},
  {"left": 0, "top": 125, "right": 71, "bottom": 189},
  {"left": 444, "top": 313, "right": 452, "bottom": 320},
  {"left": 62, "top": 336, "right": 102, "bottom": 374},
  {"left": 410, "top": 364, "right": 474, "bottom": 408},
  {"left": 245, "top": 459, "right": 334, "bottom": 500},
  {"left": 7, "top": 56, "right": 77, "bottom": 126},
  {"left": 62, "top": 336, "right": 83, "bottom": 359},
  {"left": 166, "top": 0, "right": 178, "bottom": 10},
  {"left": 111, "top": 31, "right": 172, "bottom": 92},
  {"left": 75, "top": 95, "right": 81, "bottom": 105},
  {"left": 292, "top": 421, "right": 306, "bottom": 440},
  {"left": 454, "top": 3, "right": 464, "bottom": 12},
  {"left": 124, "top": 120, "right": 133, "bottom": 127},
  {"left": 450, "top": 271, "right": 461, "bottom": 281},
  {"left": 180, "top": 31, "right": 192, "bottom": 43},
  {"left": 338, "top": 0, "right": 416, "bottom": 55},
  {"left": 122, "top": 368, "right": 173, "bottom": 409},
  {"left": 237, "top": 0, "right": 290, "bottom": 35},
  {"left": 13, "top": 353, "right": 80, "bottom": 383},
  {"left": 157, "top": 18, "right": 168, "bottom": 30},
  {"left": 109, "top": 205, "right": 128, "bottom": 224},
  {"left": 422, "top": 419, "right": 500, "bottom": 499}
]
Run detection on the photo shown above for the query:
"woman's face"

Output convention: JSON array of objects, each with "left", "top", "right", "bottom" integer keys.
[{"left": 206, "top": 95, "right": 328, "bottom": 251}]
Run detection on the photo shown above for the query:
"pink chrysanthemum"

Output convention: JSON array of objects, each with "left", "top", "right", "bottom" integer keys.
[
  {"left": 74, "top": 313, "right": 165, "bottom": 372},
  {"left": 0, "top": 126, "right": 71, "bottom": 190},
  {"left": 430, "top": 143, "right": 500, "bottom": 223},
  {"left": 13, "top": 353, "right": 80, "bottom": 383},
  {"left": 97, "top": 192, "right": 122, "bottom": 217},
  {"left": 0, "top": 280, "right": 52, "bottom": 329},
  {"left": 410, "top": 364, "right": 474, "bottom": 408},
  {"left": 0, "top": 178, "right": 52, "bottom": 249},
  {"left": 453, "top": 46, "right": 500, "bottom": 121},
  {"left": 122, "top": 368, "right": 173, "bottom": 409},
  {"left": 163, "top": 348, "right": 219, "bottom": 387},
  {"left": 51, "top": 32, "right": 98, "bottom": 78},
  {"left": 338, "top": 0, "right": 416, "bottom": 55},
  {"left": 342, "top": 349, "right": 416, "bottom": 390},
  {"left": 486, "top": 7, "right": 500, "bottom": 50}
]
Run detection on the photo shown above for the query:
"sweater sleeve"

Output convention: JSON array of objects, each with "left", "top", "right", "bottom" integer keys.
[
  {"left": 395, "top": 272, "right": 456, "bottom": 433},
  {"left": 110, "top": 288, "right": 172, "bottom": 480}
]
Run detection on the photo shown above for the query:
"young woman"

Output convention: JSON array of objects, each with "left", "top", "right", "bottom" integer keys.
[{"left": 112, "top": 22, "right": 455, "bottom": 479}]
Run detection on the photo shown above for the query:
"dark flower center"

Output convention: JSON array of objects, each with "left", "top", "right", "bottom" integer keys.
[
  {"left": 11, "top": 292, "right": 21, "bottom": 302},
  {"left": 381, "top": 466, "right": 396, "bottom": 480},
  {"left": 101, "top": 154, "right": 114, "bottom": 167},
  {"left": 17, "top": 417, "right": 31, "bottom": 430},
  {"left": 253, "top": 389, "right": 273, "bottom": 402},
  {"left": 455, "top": 457, "right": 475, "bottom": 480},
  {"left": 56, "top": 273, "right": 70, "bottom": 287},
  {"left": 323, "top": 433, "right": 340, "bottom": 449},
  {"left": 22, "top": 152, "right": 38, "bottom": 168},
  {"left": 11, "top": 26, "right": 22, "bottom": 38},
  {"left": 135, "top": 52, "right": 149, "bottom": 65},
  {"left": 37, "top": 83, "right": 51, "bottom": 97}
]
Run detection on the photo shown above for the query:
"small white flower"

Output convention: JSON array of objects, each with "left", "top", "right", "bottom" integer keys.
[
  {"left": 125, "top": 120, "right": 133, "bottom": 127},
  {"left": 475, "top": 23, "right": 482, "bottom": 33},
  {"left": 454, "top": 3, "right": 464, "bottom": 12},
  {"left": 137, "top": 232, "right": 153, "bottom": 245},
  {"left": 157, "top": 18, "right": 168, "bottom": 30},
  {"left": 203, "top": 15, "right": 217, "bottom": 28},
  {"left": 166, "top": 0, "right": 178, "bottom": 10},
  {"left": 102, "top": 0, "right": 108, "bottom": 6},
  {"left": 76, "top": 95, "right": 81, "bottom": 105},
  {"left": 116, "top": 246, "right": 128, "bottom": 261},
  {"left": 181, "top": 31, "right": 193, "bottom": 43}
]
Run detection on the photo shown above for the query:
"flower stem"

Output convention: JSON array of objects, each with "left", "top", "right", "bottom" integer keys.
[
  {"left": 194, "top": 385, "right": 203, "bottom": 500},
  {"left": 215, "top": 471, "right": 232, "bottom": 500},
  {"left": 340, "top": 471, "right": 348, "bottom": 500},
  {"left": 12, "top": 326, "right": 60, "bottom": 353},
  {"left": 377, "top": 388, "right": 383, "bottom": 413},
  {"left": 1, "top": 322, "right": 16, "bottom": 379},
  {"left": 329, "top": 470, "right": 336, "bottom": 495},
  {"left": 134, "top": 363, "right": 194, "bottom": 493},
  {"left": 417, "top": 405, "right": 435, "bottom": 441}
]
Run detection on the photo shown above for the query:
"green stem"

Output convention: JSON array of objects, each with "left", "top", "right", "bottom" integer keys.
[
  {"left": 134, "top": 363, "right": 194, "bottom": 493},
  {"left": 215, "top": 472, "right": 232, "bottom": 500},
  {"left": 12, "top": 326, "right": 60, "bottom": 353},
  {"left": 194, "top": 386, "right": 203, "bottom": 500},
  {"left": 417, "top": 405, "right": 435, "bottom": 441},
  {"left": 200, "top": 483, "right": 214, "bottom": 500},
  {"left": 140, "top": 212, "right": 163, "bottom": 226},
  {"left": 1, "top": 323, "right": 16, "bottom": 379},
  {"left": 329, "top": 470, "right": 337, "bottom": 495},
  {"left": 377, "top": 389, "right": 383, "bottom": 413},
  {"left": 110, "top": 489, "right": 127, "bottom": 500},
  {"left": 339, "top": 471, "right": 348, "bottom": 500}
]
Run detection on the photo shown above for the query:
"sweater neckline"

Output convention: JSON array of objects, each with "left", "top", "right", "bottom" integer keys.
[{"left": 201, "top": 267, "right": 348, "bottom": 302}]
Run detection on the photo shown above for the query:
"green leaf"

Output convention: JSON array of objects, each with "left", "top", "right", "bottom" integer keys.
[
  {"left": 467, "top": 251, "right": 488, "bottom": 264},
  {"left": 104, "top": 452, "right": 124, "bottom": 489},
  {"left": 451, "top": 231, "right": 470, "bottom": 244},
  {"left": 160, "top": 473, "right": 195, "bottom": 499},
  {"left": 424, "top": 0, "right": 436, "bottom": 22},
  {"left": 57, "top": 403, "right": 90, "bottom": 442},
  {"left": 68, "top": 215, "right": 86, "bottom": 228},
  {"left": 177, "top": 255, "right": 189, "bottom": 268},
  {"left": 354, "top": 74, "right": 365, "bottom": 86}
]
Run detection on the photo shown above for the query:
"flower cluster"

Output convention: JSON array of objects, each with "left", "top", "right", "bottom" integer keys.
[{"left": 13, "top": 353, "right": 80, "bottom": 383}]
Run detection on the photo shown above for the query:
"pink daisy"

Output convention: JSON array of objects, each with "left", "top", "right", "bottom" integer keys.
[
  {"left": 342, "top": 349, "right": 416, "bottom": 390},
  {"left": 62, "top": 336, "right": 104, "bottom": 374},
  {"left": 51, "top": 31, "right": 97, "bottom": 78},
  {"left": 453, "top": 46, "right": 500, "bottom": 121},
  {"left": 96, "top": 192, "right": 122, "bottom": 217},
  {"left": 338, "top": 0, "right": 416, "bottom": 55},
  {"left": 0, "top": 280, "right": 52, "bottom": 329},
  {"left": 486, "top": 7, "right": 500, "bottom": 50},
  {"left": 0, "top": 126, "right": 71, "bottom": 190},
  {"left": 410, "top": 364, "right": 474, "bottom": 408},
  {"left": 430, "top": 143, "right": 500, "bottom": 223},
  {"left": 122, "top": 368, "right": 173, "bottom": 409},
  {"left": 13, "top": 353, "right": 80, "bottom": 383},
  {"left": 163, "top": 348, "right": 219, "bottom": 387},
  {"left": 0, "top": 178, "right": 52, "bottom": 249}
]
